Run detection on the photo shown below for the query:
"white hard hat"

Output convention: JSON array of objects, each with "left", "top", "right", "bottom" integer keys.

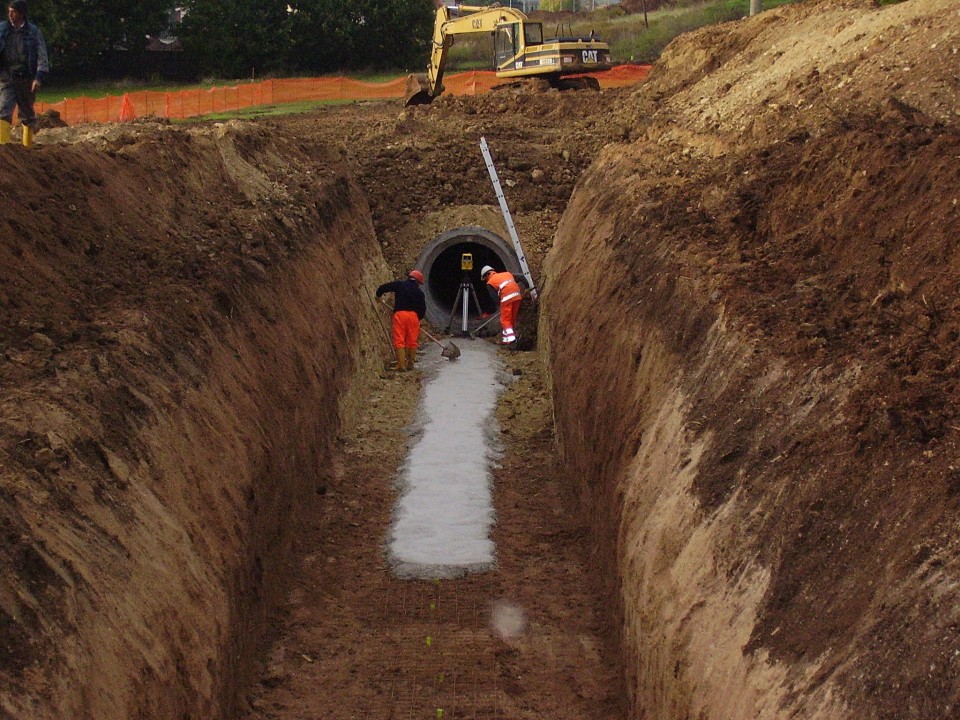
[{"left": 480, "top": 265, "right": 494, "bottom": 277}]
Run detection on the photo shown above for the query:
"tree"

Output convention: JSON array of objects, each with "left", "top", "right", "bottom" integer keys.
[
  {"left": 286, "top": 0, "right": 360, "bottom": 74},
  {"left": 351, "top": 0, "right": 435, "bottom": 70},
  {"left": 30, "top": 0, "right": 175, "bottom": 79},
  {"left": 179, "top": 0, "right": 291, "bottom": 79},
  {"left": 287, "top": 0, "right": 434, "bottom": 74}
]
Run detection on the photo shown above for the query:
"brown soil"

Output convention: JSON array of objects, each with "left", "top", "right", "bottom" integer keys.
[{"left": 2, "top": 0, "right": 959, "bottom": 719}]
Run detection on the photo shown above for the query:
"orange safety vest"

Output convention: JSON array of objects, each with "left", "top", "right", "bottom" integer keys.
[{"left": 486, "top": 271, "right": 521, "bottom": 305}]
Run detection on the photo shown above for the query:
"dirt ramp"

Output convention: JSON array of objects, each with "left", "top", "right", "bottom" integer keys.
[
  {"left": 0, "top": 125, "right": 385, "bottom": 718},
  {"left": 544, "top": 0, "right": 960, "bottom": 718}
]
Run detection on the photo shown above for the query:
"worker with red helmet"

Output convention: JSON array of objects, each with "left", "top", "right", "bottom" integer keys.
[
  {"left": 376, "top": 269, "right": 426, "bottom": 371},
  {"left": 480, "top": 265, "right": 522, "bottom": 346}
]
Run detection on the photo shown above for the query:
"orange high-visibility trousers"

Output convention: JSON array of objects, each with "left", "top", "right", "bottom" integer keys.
[
  {"left": 392, "top": 310, "right": 421, "bottom": 349},
  {"left": 500, "top": 297, "right": 521, "bottom": 344}
]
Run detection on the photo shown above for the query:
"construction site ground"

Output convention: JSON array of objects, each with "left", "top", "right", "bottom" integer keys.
[{"left": 2, "top": 1, "right": 960, "bottom": 718}]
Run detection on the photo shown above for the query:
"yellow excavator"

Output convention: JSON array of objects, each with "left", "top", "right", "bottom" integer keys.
[{"left": 405, "top": 3, "right": 612, "bottom": 106}]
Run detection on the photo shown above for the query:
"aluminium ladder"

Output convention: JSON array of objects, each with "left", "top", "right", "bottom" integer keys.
[{"left": 479, "top": 137, "right": 538, "bottom": 301}]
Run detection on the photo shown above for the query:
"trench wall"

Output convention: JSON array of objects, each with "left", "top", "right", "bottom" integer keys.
[
  {"left": 541, "top": 163, "right": 842, "bottom": 720},
  {"left": 542, "top": 2, "right": 960, "bottom": 718},
  {"left": 0, "top": 129, "right": 388, "bottom": 719},
  {"left": 544, "top": 89, "right": 960, "bottom": 716}
]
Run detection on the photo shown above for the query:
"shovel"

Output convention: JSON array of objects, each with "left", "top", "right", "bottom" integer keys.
[
  {"left": 421, "top": 326, "right": 461, "bottom": 360},
  {"left": 378, "top": 298, "right": 460, "bottom": 360},
  {"left": 364, "top": 286, "right": 396, "bottom": 357},
  {"left": 469, "top": 311, "right": 501, "bottom": 339}
]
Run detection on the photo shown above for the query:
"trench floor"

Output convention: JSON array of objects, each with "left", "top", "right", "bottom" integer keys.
[{"left": 241, "top": 344, "right": 623, "bottom": 719}]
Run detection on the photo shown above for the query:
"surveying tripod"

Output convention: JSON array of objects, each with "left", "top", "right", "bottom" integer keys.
[{"left": 447, "top": 253, "right": 484, "bottom": 335}]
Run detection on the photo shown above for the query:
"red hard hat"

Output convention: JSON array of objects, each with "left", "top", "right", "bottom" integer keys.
[{"left": 408, "top": 269, "right": 424, "bottom": 284}]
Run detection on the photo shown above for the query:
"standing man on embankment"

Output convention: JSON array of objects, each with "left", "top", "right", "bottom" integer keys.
[
  {"left": 0, "top": 0, "right": 48, "bottom": 147},
  {"left": 376, "top": 270, "right": 426, "bottom": 371}
]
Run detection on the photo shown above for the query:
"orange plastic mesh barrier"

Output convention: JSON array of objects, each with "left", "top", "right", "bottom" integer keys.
[{"left": 35, "top": 66, "right": 651, "bottom": 125}]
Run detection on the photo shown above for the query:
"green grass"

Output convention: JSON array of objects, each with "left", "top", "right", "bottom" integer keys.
[
  {"left": 183, "top": 98, "right": 354, "bottom": 122},
  {"left": 36, "top": 79, "right": 226, "bottom": 104}
]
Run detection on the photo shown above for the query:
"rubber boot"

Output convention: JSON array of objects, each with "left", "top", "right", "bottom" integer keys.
[
  {"left": 21, "top": 125, "right": 33, "bottom": 148},
  {"left": 406, "top": 347, "right": 417, "bottom": 370},
  {"left": 0, "top": 120, "right": 10, "bottom": 145},
  {"left": 393, "top": 347, "right": 406, "bottom": 372}
]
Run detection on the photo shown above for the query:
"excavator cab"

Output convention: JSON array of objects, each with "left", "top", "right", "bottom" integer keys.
[
  {"left": 494, "top": 23, "right": 519, "bottom": 69},
  {"left": 494, "top": 21, "right": 546, "bottom": 71}
]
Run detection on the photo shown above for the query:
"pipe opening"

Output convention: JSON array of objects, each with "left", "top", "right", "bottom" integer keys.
[{"left": 415, "top": 226, "right": 525, "bottom": 330}]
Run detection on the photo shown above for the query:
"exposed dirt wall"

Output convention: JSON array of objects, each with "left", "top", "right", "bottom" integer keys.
[
  {"left": 544, "top": 0, "right": 960, "bottom": 718},
  {"left": 0, "top": 125, "right": 387, "bottom": 718}
]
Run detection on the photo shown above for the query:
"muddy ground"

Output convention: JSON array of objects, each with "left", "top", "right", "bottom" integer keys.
[{"left": 2, "top": 0, "right": 960, "bottom": 718}]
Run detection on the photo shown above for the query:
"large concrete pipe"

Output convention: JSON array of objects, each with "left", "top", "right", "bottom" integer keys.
[{"left": 414, "top": 226, "right": 523, "bottom": 331}]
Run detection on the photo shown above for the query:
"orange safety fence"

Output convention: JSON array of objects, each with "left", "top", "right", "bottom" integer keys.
[{"left": 35, "top": 65, "right": 651, "bottom": 126}]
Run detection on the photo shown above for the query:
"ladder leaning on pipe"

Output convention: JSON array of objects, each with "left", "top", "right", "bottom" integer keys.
[{"left": 479, "top": 137, "right": 538, "bottom": 302}]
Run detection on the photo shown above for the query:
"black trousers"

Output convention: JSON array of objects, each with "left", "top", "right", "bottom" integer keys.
[{"left": 0, "top": 77, "right": 36, "bottom": 126}]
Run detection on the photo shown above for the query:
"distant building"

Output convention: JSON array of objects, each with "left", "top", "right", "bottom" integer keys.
[{"left": 149, "top": 6, "right": 186, "bottom": 43}]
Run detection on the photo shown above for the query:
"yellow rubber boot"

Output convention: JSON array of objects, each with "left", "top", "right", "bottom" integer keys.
[
  {"left": 22, "top": 125, "right": 33, "bottom": 148},
  {"left": 394, "top": 347, "right": 406, "bottom": 372},
  {"left": 0, "top": 120, "right": 10, "bottom": 145},
  {"left": 406, "top": 347, "right": 417, "bottom": 370}
]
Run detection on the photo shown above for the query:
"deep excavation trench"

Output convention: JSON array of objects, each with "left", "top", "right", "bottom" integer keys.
[
  {"left": 0, "top": 121, "right": 625, "bottom": 720},
  {"left": 4, "top": 1, "right": 960, "bottom": 719}
]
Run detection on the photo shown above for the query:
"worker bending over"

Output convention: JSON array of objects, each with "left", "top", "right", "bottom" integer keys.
[
  {"left": 376, "top": 270, "right": 426, "bottom": 371},
  {"left": 480, "top": 265, "right": 522, "bottom": 346}
]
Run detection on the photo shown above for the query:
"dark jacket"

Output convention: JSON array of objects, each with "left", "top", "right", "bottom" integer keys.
[
  {"left": 376, "top": 278, "right": 426, "bottom": 319},
  {"left": 0, "top": 20, "right": 48, "bottom": 84}
]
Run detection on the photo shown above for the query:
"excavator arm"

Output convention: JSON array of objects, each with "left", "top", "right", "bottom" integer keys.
[{"left": 407, "top": 4, "right": 530, "bottom": 106}]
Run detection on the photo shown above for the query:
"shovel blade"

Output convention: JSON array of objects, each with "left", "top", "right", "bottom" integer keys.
[{"left": 442, "top": 342, "right": 461, "bottom": 360}]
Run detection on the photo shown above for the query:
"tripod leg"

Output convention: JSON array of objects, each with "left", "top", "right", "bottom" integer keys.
[
  {"left": 447, "top": 286, "right": 464, "bottom": 333},
  {"left": 469, "top": 284, "right": 484, "bottom": 317}
]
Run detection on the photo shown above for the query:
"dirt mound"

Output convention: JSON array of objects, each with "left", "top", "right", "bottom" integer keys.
[
  {"left": 545, "top": 0, "right": 960, "bottom": 718},
  {"left": 0, "top": 121, "right": 388, "bottom": 718}
]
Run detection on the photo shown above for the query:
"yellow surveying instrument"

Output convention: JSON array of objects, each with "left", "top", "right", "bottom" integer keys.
[{"left": 447, "top": 253, "right": 483, "bottom": 335}]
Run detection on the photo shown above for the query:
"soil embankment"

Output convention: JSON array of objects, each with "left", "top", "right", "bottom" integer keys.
[
  {"left": 0, "top": 125, "right": 388, "bottom": 717},
  {"left": 1, "top": 75, "right": 628, "bottom": 720},
  {"left": 546, "top": 0, "right": 960, "bottom": 717},
  {"left": 2, "top": 0, "right": 959, "bottom": 718}
]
